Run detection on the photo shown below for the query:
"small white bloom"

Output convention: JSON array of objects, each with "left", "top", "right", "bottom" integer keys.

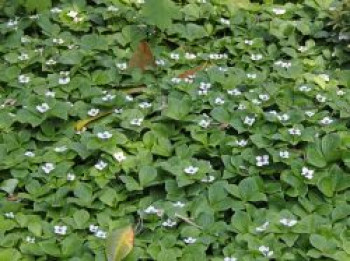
[
  {"left": 173, "top": 201, "right": 185, "bottom": 208},
  {"left": 130, "top": 118, "right": 143, "bottom": 126},
  {"left": 46, "top": 58, "right": 57, "bottom": 65},
  {"left": 54, "top": 146, "right": 67, "bottom": 153},
  {"left": 227, "top": 88, "right": 242, "bottom": 96},
  {"left": 95, "top": 230, "right": 107, "bottom": 238},
  {"left": 18, "top": 74, "right": 30, "bottom": 84},
  {"left": 224, "top": 257, "right": 237, "bottom": 261},
  {"left": 259, "top": 94, "right": 270, "bottom": 101},
  {"left": 244, "top": 116, "right": 256, "bottom": 126},
  {"left": 247, "top": 73, "right": 257, "bottom": 79},
  {"left": 299, "top": 85, "right": 311, "bottom": 92},
  {"left": 53, "top": 38, "right": 64, "bottom": 45},
  {"left": 144, "top": 205, "right": 159, "bottom": 214},
  {"left": 316, "top": 94, "right": 326, "bottom": 103},
  {"left": 102, "top": 94, "right": 116, "bottom": 101},
  {"left": 114, "top": 108, "right": 123, "bottom": 114},
  {"left": 162, "top": 218, "right": 177, "bottom": 227},
  {"left": 45, "top": 90, "right": 56, "bottom": 97},
  {"left": 116, "top": 62, "right": 127, "bottom": 70},
  {"left": 251, "top": 54, "right": 263, "bottom": 61},
  {"left": 125, "top": 95, "right": 134, "bottom": 102},
  {"left": 58, "top": 74, "right": 70, "bottom": 85},
  {"left": 201, "top": 175, "right": 215, "bottom": 183},
  {"left": 155, "top": 59, "right": 165, "bottom": 66},
  {"left": 279, "top": 151, "right": 290, "bottom": 159},
  {"left": 244, "top": 39, "right": 253, "bottom": 45},
  {"left": 51, "top": 7, "right": 62, "bottom": 13},
  {"left": 24, "top": 151, "right": 35, "bottom": 157},
  {"left": 67, "top": 173, "right": 75, "bottom": 181},
  {"left": 95, "top": 160, "right": 108, "bottom": 170},
  {"left": 277, "top": 113, "right": 289, "bottom": 122},
  {"left": 288, "top": 127, "right": 301, "bottom": 136},
  {"left": 171, "top": 77, "right": 182, "bottom": 84},
  {"left": 198, "top": 89, "right": 208, "bottom": 96},
  {"left": 170, "top": 53, "right": 179, "bottom": 60},
  {"left": 259, "top": 245, "right": 274, "bottom": 257},
  {"left": 319, "top": 74, "right": 330, "bottom": 82},
  {"left": 215, "top": 97, "right": 225, "bottom": 105},
  {"left": 18, "top": 53, "right": 29, "bottom": 61},
  {"left": 236, "top": 139, "right": 248, "bottom": 147},
  {"left": 42, "top": 163, "right": 55, "bottom": 174},
  {"left": 97, "top": 131, "right": 113, "bottom": 140},
  {"left": 320, "top": 116, "right": 333, "bottom": 125},
  {"left": 184, "top": 237, "right": 197, "bottom": 244},
  {"left": 238, "top": 104, "right": 246, "bottom": 110},
  {"left": 54, "top": 225, "right": 67, "bottom": 235},
  {"left": 26, "top": 236, "right": 35, "bottom": 243},
  {"left": 139, "top": 102, "right": 152, "bottom": 109},
  {"left": 199, "top": 119, "right": 210, "bottom": 128},
  {"left": 36, "top": 103, "right": 50, "bottom": 113},
  {"left": 67, "top": 10, "right": 78, "bottom": 18},
  {"left": 4, "top": 212, "right": 15, "bottom": 219},
  {"left": 107, "top": 5, "right": 119, "bottom": 12},
  {"left": 184, "top": 166, "right": 199, "bottom": 175},
  {"left": 21, "top": 36, "right": 30, "bottom": 43},
  {"left": 305, "top": 111, "right": 315, "bottom": 117},
  {"left": 298, "top": 46, "right": 308, "bottom": 52},
  {"left": 301, "top": 166, "right": 314, "bottom": 180},
  {"left": 337, "top": 90, "right": 345, "bottom": 96},
  {"left": 280, "top": 218, "right": 297, "bottom": 227},
  {"left": 256, "top": 155, "right": 269, "bottom": 167},
  {"left": 272, "top": 7, "right": 286, "bottom": 15},
  {"left": 256, "top": 221, "right": 269, "bottom": 232},
  {"left": 113, "top": 151, "right": 126, "bottom": 162},
  {"left": 89, "top": 225, "right": 99, "bottom": 233},
  {"left": 252, "top": 99, "right": 261, "bottom": 105},
  {"left": 7, "top": 19, "right": 18, "bottom": 28},
  {"left": 200, "top": 82, "right": 211, "bottom": 90},
  {"left": 185, "top": 52, "right": 196, "bottom": 60},
  {"left": 220, "top": 18, "right": 230, "bottom": 25},
  {"left": 88, "top": 108, "right": 100, "bottom": 117}
]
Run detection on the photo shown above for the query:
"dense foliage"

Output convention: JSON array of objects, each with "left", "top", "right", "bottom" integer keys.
[{"left": 0, "top": 0, "right": 350, "bottom": 260}]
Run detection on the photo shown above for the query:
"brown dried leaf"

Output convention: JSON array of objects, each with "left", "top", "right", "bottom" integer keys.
[{"left": 128, "top": 41, "right": 155, "bottom": 71}]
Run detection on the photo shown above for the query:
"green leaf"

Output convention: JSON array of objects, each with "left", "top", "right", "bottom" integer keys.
[
  {"left": 238, "top": 177, "right": 266, "bottom": 202},
  {"left": 106, "top": 226, "right": 134, "bottom": 261},
  {"left": 138, "top": 166, "right": 157, "bottom": 187},
  {"left": 310, "top": 234, "right": 337, "bottom": 253},
  {"left": 0, "top": 178, "right": 18, "bottom": 194},
  {"left": 73, "top": 210, "right": 90, "bottom": 229},
  {"left": 24, "top": 0, "right": 52, "bottom": 12},
  {"left": 141, "top": 0, "right": 180, "bottom": 30},
  {"left": 306, "top": 143, "right": 327, "bottom": 168},
  {"left": 163, "top": 96, "right": 192, "bottom": 120},
  {"left": 322, "top": 133, "right": 341, "bottom": 162}
]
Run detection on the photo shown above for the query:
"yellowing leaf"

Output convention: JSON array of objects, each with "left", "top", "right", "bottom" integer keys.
[
  {"left": 74, "top": 111, "right": 112, "bottom": 131},
  {"left": 106, "top": 226, "right": 134, "bottom": 261}
]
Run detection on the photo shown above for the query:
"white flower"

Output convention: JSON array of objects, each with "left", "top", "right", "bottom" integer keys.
[
  {"left": 51, "top": 7, "right": 62, "bottom": 13},
  {"left": 155, "top": 59, "right": 165, "bottom": 66},
  {"left": 45, "top": 90, "right": 56, "bottom": 98},
  {"left": 130, "top": 118, "right": 143, "bottom": 126},
  {"left": 67, "top": 173, "right": 75, "bottom": 181},
  {"left": 36, "top": 103, "right": 50, "bottom": 113},
  {"left": 97, "top": 131, "right": 113, "bottom": 139},
  {"left": 45, "top": 58, "right": 57, "bottom": 65},
  {"left": 280, "top": 218, "right": 297, "bottom": 227},
  {"left": 136, "top": 0, "right": 145, "bottom": 3},
  {"left": 107, "top": 5, "right": 119, "bottom": 12},
  {"left": 238, "top": 104, "right": 246, "bottom": 110},
  {"left": 125, "top": 95, "right": 133, "bottom": 101},
  {"left": 220, "top": 18, "right": 230, "bottom": 25},
  {"left": 95, "top": 230, "right": 107, "bottom": 238},
  {"left": 247, "top": 73, "right": 257, "bottom": 79},
  {"left": 319, "top": 74, "right": 330, "bottom": 82},
  {"left": 54, "top": 146, "right": 67, "bottom": 153},
  {"left": 67, "top": 10, "right": 78, "bottom": 18},
  {"left": 54, "top": 225, "right": 67, "bottom": 235},
  {"left": 272, "top": 7, "right": 286, "bottom": 15},
  {"left": 224, "top": 257, "right": 237, "bottom": 261},
  {"left": 256, "top": 221, "right": 269, "bottom": 232},
  {"left": 173, "top": 201, "right": 185, "bottom": 208},
  {"left": 244, "top": 39, "right": 254, "bottom": 45},
  {"left": 6, "top": 19, "right": 18, "bottom": 28},
  {"left": 184, "top": 166, "right": 199, "bottom": 175},
  {"left": 18, "top": 75, "right": 30, "bottom": 84},
  {"left": 316, "top": 94, "right": 326, "bottom": 103},
  {"left": 102, "top": 94, "right": 116, "bottom": 101},
  {"left": 58, "top": 71, "right": 70, "bottom": 85},
  {"left": 88, "top": 108, "right": 100, "bottom": 117},
  {"left": 185, "top": 52, "right": 196, "bottom": 60},
  {"left": 256, "top": 155, "right": 269, "bottom": 167},
  {"left": 95, "top": 160, "right": 108, "bottom": 170},
  {"left": 21, "top": 36, "right": 30, "bottom": 43},
  {"left": 197, "top": 0, "right": 207, "bottom": 3},
  {"left": 198, "top": 119, "right": 210, "bottom": 128},
  {"left": 244, "top": 116, "right": 255, "bottom": 126},
  {"left": 200, "top": 82, "right": 211, "bottom": 90},
  {"left": 144, "top": 205, "right": 159, "bottom": 214},
  {"left": 299, "top": 85, "right": 311, "bottom": 92},
  {"left": 198, "top": 89, "right": 208, "bottom": 96},
  {"left": 139, "top": 102, "right": 152, "bottom": 109},
  {"left": 259, "top": 94, "right": 270, "bottom": 101},
  {"left": 18, "top": 53, "right": 29, "bottom": 61},
  {"left": 171, "top": 77, "right": 181, "bottom": 84},
  {"left": 26, "top": 236, "right": 35, "bottom": 243},
  {"left": 259, "top": 245, "right": 274, "bottom": 257},
  {"left": 42, "top": 163, "right": 55, "bottom": 174},
  {"left": 114, "top": 108, "right": 123, "bottom": 114},
  {"left": 320, "top": 116, "right": 333, "bottom": 125},
  {"left": 113, "top": 151, "right": 126, "bottom": 162},
  {"left": 288, "top": 127, "right": 301, "bottom": 136},
  {"left": 252, "top": 99, "right": 261, "bottom": 105},
  {"left": 337, "top": 90, "right": 345, "bottom": 96},
  {"left": 170, "top": 53, "right": 179, "bottom": 60},
  {"left": 201, "top": 175, "right": 215, "bottom": 183},
  {"left": 24, "top": 151, "right": 35, "bottom": 157},
  {"left": 277, "top": 114, "right": 289, "bottom": 122},
  {"left": 301, "top": 166, "right": 314, "bottom": 180},
  {"left": 89, "top": 225, "right": 99, "bottom": 233},
  {"left": 227, "top": 88, "right": 242, "bottom": 96},
  {"left": 53, "top": 38, "right": 64, "bottom": 44},
  {"left": 162, "top": 218, "right": 177, "bottom": 227},
  {"left": 184, "top": 237, "right": 197, "bottom": 244},
  {"left": 279, "top": 151, "right": 289, "bottom": 159},
  {"left": 305, "top": 111, "right": 315, "bottom": 117},
  {"left": 236, "top": 139, "right": 248, "bottom": 147},
  {"left": 251, "top": 54, "right": 263, "bottom": 61},
  {"left": 116, "top": 62, "right": 127, "bottom": 70},
  {"left": 4, "top": 212, "right": 15, "bottom": 218},
  {"left": 298, "top": 46, "right": 308, "bottom": 52},
  {"left": 215, "top": 97, "right": 225, "bottom": 105}
]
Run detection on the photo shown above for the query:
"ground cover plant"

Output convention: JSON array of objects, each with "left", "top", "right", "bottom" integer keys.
[{"left": 0, "top": 0, "right": 350, "bottom": 260}]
